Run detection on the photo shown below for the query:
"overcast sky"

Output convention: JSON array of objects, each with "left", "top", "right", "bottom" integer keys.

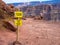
[{"left": 2, "top": 0, "right": 51, "bottom": 3}]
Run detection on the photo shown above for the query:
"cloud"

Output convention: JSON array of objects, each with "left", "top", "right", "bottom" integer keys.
[{"left": 3, "top": 0, "right": 51, "bottom": 3}]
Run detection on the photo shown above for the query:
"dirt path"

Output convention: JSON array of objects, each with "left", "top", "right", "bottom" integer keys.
[{"left": 0, "top": 18, "right": 60, "bottom": 45}]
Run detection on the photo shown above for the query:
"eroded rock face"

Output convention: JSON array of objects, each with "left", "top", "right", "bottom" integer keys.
[
  {"left": 6, "top": 4, "right": 15, "bottom": 13},
  {"left": 3, "top": 21, "right": 17, "bottom": 32},
  {"left": 0, "top": 0, "right": 6, "bottom": 9},
  {"left": 0, "top": 0, "right": 18, "bottom": 19},
  {"left": 0, "top": 0, "right": 16, "bottom": 14},
  {"left": 0, "top": 0, "right": 17, "bottom": 31}
]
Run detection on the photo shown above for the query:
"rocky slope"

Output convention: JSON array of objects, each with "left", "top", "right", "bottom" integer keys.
[
  {"left": 0, "top": 0, "right": 17, "bottom": 31},
  {"left": 0, "top": 0, "right": 16, "bottom": 19}
]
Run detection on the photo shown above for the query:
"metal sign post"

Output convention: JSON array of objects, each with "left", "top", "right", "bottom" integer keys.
[{"left": 13, "top": 11, "right": 23, "bottom": 45}]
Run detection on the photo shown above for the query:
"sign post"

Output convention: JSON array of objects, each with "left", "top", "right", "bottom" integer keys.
[{"left": 13, "top": 11, "right": 23, "bottom": 45}]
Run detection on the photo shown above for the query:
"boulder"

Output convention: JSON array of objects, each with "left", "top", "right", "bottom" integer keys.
[{"left": 3, "top": 21, "right": 17, "bottom": 32}]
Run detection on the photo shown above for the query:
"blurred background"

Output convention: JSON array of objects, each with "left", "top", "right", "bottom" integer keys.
[{"left": 0, "top": 0, "right": 59, "bottom": 22}]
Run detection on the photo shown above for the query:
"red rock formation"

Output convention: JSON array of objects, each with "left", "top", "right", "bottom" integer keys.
[{"left": 0, "top": 0, "right": 16, "bottom": 14}]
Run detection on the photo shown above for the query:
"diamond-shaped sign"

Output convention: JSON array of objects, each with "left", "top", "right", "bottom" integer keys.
[{"left": 14, "top": 20, "right": 22, "bottom": 26}]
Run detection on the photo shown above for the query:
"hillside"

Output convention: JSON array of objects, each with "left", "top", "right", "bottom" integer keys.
[
  {"left": 0, "top": 0, "right": 17, "bottom": 31},
  {"left": 0, "top": 0, "right": 17, "bottom": 19}
]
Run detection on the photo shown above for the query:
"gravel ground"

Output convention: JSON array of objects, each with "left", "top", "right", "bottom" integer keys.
[{"left": 0, "top": 18, "right": 60, "bottom": 45}]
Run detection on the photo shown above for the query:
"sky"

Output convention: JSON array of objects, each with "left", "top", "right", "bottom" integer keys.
[{"left": 2, "top": 0, "right": 52, "bottom": 3}]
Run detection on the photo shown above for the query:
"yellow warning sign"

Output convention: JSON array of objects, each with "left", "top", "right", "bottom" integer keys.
[
  {"left": 14, "top": 11, "right": 23, "bottom": 18},
  {"left": 14, "top": 20, "right": 22, "bottom": 26}
]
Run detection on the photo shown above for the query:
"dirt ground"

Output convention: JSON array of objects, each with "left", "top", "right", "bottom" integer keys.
[{"left": 0, "top": 18, "right": 60, "bottom": 45}]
